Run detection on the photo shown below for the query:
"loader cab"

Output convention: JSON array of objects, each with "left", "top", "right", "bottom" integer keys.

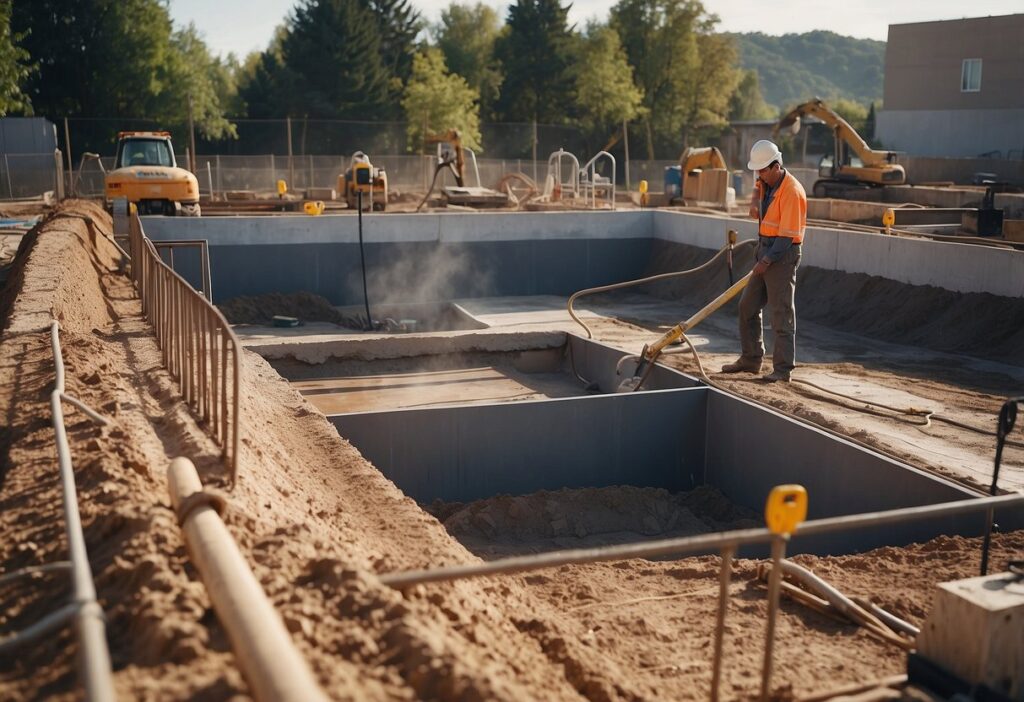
[{"left": 115, "top": 137, "right": 175, "bottom": 169}]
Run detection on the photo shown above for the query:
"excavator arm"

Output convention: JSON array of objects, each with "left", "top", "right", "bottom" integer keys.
[
  {"left": 424, "top": 129, "right": 465, "bottom": 187},
  {"left": 774, "top": 99, "right": 894, "bottom": 169},
  {"left": 679, "top": 146, "right": 727, "bottom": 172}
]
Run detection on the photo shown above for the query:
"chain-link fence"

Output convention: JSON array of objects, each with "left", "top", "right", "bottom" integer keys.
[{"left": 0, "top": 152, "right": 62, "bottom": 200}]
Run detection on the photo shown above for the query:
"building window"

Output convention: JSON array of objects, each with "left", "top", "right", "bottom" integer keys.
[{"left": 961, "top": 59, "right": 982, "bottom": 92}]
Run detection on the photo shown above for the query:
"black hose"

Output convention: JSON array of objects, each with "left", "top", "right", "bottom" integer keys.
[
  {"left": 357, "top": 190, "right": 372, "bottom": 331},
  {"left": 981, "top": 396, "right": 1022, "bottom": 575}
]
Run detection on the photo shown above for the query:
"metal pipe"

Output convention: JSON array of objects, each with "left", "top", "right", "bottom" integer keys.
[
  {"left": 0, "top": 602, "right": 79, "bottom": 656},
  {"left": 710, "top": 545, "right": 735, "bottom": 702},
  {"left": 49, "top": 321, "right": 116, "bottom": 701},
  {"left": 379, "top": 492, "right": 1024, "bottom": 589},
  {"left": 168, "top": 458, "right": 329, "bottom": 702},
  {"left": 760, "top": 535, "right": 787, "bottom": 701}
]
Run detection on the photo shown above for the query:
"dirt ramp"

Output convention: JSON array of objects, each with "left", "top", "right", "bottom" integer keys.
[{"left": 643, "top": 239, "right": 1024, "bottom": 365}]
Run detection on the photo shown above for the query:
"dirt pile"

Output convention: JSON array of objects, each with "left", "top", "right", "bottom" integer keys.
[
  {"left": 643, "top": 239, "right": 1024, "bottom": 365},
  {"left": 218, "top": 291, "right": 349, "bottom": 326},
  {"left": 430, "top": 486, "right": 759, "bottom": 558}
]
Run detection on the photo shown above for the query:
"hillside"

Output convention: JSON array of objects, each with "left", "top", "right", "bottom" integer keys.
[{"left": 729, "top": 31, "right": 885, "bottom": 110}]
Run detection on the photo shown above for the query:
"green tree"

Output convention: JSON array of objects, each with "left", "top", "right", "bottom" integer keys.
[
  {"left": 156, "top": 24, "right": 238, "bottom": 139},
  {"left": 675, "top": 30, "right": 739, "bottom": 148},
  {"left": 362, "top": 0, "right": 421, "bottom": 92},
  {"left": 0, "top": 0, "right": 32, "bottom": 115},
  {"left": 831, "top": 97, "right": 868, "bottom": 134},
  {"left": 574, "top": 24, "right": 644, "bottom": 136},
  {"left": 280, "top": 0, "right": 392, "bottom": 118},
  {"left": 401, "top": 48, "right": 481, "bottom": 151},
  {"left": 433, "top": 2, "right": 503, "bottom": 120},
  {"left": 609, "top": 0, "right": 701, "bottom": 157},
  {"left": 493, "top": 0, "right": 577, "bottom": 123},
  {"left": 729, "top": 69, "right": 774, "bottom": 121}
]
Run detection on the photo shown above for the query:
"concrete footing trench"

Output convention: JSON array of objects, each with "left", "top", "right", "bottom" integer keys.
[{"left": 1, "top": 201, "right": 1022, "bottom": 700}]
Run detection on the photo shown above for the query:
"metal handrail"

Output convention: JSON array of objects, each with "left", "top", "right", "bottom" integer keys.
[
  {"left": 579, "top": 150, "right": 616, "bottom": 209},
  {"left": 123, "top": 210, "right": 242, "bottom": 484},
  {"left": 152, "top": 239, "right": 214, "bottom": 302},
  {"left": 0, "top": 321, "right": 116, "bottom": 699}
]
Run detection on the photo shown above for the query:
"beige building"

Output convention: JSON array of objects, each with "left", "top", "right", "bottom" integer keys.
[{"left": 876, "top": 13, "right": 1024, "bottom": 158}]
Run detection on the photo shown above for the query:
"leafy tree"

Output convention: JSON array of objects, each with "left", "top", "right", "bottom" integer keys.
[
  {"left": 729, "top": 69, "right": 774, "bottom": 121},
  {"left": 675, "top": 29, "right": 739, "bottom": 148},
  {"left": 401, "top": 48, "right": 481, "bottom": 151},
  {"left": 830, "top": 97, "right": 868, "bottom": 133},
  {"left": 0, "top": 0, "right": 32, "bottom": 115},
  {"left": 236, "top": 27, "right": 297, "bottom": 118},
  {"left": 493, "top": 0, "right": 577, "bottom": 123},
  {"left": 574, "top": 24, "right": 643, "bottom": 136},
  {"left": 433, "top": 2, "right": 503, "bottom": 120},
  {"left": 280, "top": 0, "right": 392, "bottom": 118},
  {"left": 609, "top": 0, "right": 701, "bottom": 157},
  {"left": 156, "top": 24, "right": 238, "bottom": 139}
]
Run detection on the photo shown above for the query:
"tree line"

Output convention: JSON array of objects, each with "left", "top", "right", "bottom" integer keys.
[{"left": 1, "top": 0, "right": 877, "bottom": 160}]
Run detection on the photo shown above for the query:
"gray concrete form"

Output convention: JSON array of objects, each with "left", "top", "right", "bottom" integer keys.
[
  {"left": 144, "top": 209, "right": 1024, "bottom": 301},
  {"left": 329, "top": 338, "right": 1016, "bottom": 556}
]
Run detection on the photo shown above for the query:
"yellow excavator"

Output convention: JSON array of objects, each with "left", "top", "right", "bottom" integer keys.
[
  {"left": 774, "top": 98, "right": 905, "bottom": 198},
  {"left": 104, "top": 131, "right": 201, "bottom": 216},
  {"left": 664, "top": 146, "right": 733, "bottom": 208}
]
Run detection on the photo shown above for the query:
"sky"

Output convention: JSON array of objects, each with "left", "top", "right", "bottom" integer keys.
[{"left": 168, "top": 0, "right": 1024, "bottom": 59}]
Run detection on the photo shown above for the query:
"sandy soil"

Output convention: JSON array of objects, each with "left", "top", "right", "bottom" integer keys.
[{"left": 1, "top": 201, "right": 1021, "bottom": 701}]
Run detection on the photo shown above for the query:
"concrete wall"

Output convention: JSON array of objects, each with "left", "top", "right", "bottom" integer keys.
[
  {"left": 329, "top": 378, "right": 1002, "bottom": 556},
  {"left": 144, "top": 211, "right": 654, "bottom": 306},
  {"left": 877, "top": 109, "right": 1024, "bottom": 159},
  {"left": 145, "top": 208, "right": 1024, "bottom": 302},
  {"left": 652, "top": 211, "right": 1024, "bottom": 298}
]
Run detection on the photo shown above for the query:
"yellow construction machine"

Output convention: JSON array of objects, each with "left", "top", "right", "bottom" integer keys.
[
  {"left": 338, "top": 151, "right": 388, "bottom": 211},
  {"left": 104, "top": 131, "right": 201, "bottom": 216},
  {"left": 664, "top": 146, "right": 733, "bottom": 208},
  {"left": 774, "top": 98, "right": 905, "bottom": 198}
]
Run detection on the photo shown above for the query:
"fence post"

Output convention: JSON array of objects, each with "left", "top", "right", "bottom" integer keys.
[
  {"left": 54, "top": 149, "right": 65, "bottom": 201},
  {"left": 3, "top": 154, "right": 12, "bottom": 199}
]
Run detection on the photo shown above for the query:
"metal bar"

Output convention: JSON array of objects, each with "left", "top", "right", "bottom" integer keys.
[
  {"left": 0, "top": 561, "right": 71, "bottom": 586},
  {"left": 379, "top": 493, "right": 1024, "bottom": 588},
  {"left": 0, "top": 602, "right": 79, "bottom": 656},
  {"left": 760, "top": 535, "right": 787, "bottom": 701},
  {"left": 710, "top": 545, "right": 735, "bottom": 702},
  {"left": 231, "top": 342, "right": 240, "bottom": 484},
  {"left": 49, "top": 321, "right": 116, "bottom": 701},
  {"left": 59, "top": 393, "right": 110, "bottom": 426}
]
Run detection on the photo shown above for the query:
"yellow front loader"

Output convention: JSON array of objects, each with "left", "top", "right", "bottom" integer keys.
[{"left": 104, "top": 131, "right": 200, "bottom": 216}]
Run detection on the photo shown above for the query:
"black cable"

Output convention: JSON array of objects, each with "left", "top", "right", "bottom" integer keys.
[
  {"left": 357, "top": 190, "right": 372, "bottom": 331},
  {"left": 981, "top": 396, "right": 1022, "bottom": 575}
]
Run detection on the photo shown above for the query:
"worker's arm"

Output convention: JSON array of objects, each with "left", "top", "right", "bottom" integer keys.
[{"left": 748, "top": 181, "right": 761, "bottom": 220}]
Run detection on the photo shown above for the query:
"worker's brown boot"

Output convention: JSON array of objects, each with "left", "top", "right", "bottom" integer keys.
[
  {"left": 720, "top": 358, "right": 762, "bottom": 374},
  {"left": 761, "top": 369, "right": 791, "bottom": 383}
]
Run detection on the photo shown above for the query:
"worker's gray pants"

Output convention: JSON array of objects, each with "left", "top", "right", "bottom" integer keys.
[{"left": 738, "top": 243, "right": 801, "bottom": 373}]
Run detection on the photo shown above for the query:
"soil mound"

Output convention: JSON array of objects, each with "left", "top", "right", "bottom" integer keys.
[
  {"left": 218, "top": 291, "right": 346, "bottom": 325},
  {"left": 642, "top": 239, "right": 1024, "bottom": 365}
]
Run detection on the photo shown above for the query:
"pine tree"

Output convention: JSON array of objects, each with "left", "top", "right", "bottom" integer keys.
[
  {"left": 493, "top": 0, "right": 576, "bottom": 123},
  {"left": 361, "top": 0, "right": 421, "bottom": 88},
  {"left": 282, "top": 0, "right": 392, "bottom": 118}
]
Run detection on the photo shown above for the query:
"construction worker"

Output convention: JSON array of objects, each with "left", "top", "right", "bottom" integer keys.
[{"left": 720, "top": 139, "right": 807, "bottom": 383}]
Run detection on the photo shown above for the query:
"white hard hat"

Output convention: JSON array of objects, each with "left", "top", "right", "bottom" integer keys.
[{"left": 748, "top": 140, "right": 783, "bottom": 171}]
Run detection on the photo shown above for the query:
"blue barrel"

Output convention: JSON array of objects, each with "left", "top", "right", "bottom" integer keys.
[
  {"left": 732, "top": 171, "right": 744, "bottom": 197},
  {"left": 664, "top": 165, "right": 682, "bottom": 198}
]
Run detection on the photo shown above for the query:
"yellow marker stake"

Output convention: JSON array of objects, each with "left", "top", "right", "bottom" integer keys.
[
  {"left": 761, "top": 484, "right": 807, "bottom": 701},
  {"left": 639, "top": 179, "right": 649, "bottom": 207},
  {"left": 277, "top": 179, "right": 288, "bottom": 197},
  {"left": 882, "top": 208, "right": 895, "bottom": 235}
]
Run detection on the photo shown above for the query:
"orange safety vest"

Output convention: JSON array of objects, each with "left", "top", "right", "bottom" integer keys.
[{"left": 758, "top": 171, "right": 807, "bottom": 244}]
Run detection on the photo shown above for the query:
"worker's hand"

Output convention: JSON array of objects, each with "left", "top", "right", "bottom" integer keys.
[{"left": 752, "top": 259, "right": 770, "bottom": 276}]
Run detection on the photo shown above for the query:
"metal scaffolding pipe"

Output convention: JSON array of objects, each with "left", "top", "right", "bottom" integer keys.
[
  {"left": 49, "top": 321, "right": 116, "bottom": 702},
  {"left": 167, "top": 458, "right": 329, "bottom": 702},
  {"left": 380, "top": 492, "right": 1024, "bottom": 589}
]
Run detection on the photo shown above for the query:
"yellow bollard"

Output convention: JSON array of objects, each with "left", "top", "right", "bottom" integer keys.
[
  {"left": 276, "top": 179, "right": 288, "bottom": 197},
  {"left": 882, "top": 208, "right": 895, "bottom": 235},
  {"left": 639, "top": 179, "right": 649, "bottom": 207},
  {"left": 761, "top": 484, "right": 807, "bottom": 701},
  {"left": 303, "top": 201, "right": 325, "bottom": 216}
]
